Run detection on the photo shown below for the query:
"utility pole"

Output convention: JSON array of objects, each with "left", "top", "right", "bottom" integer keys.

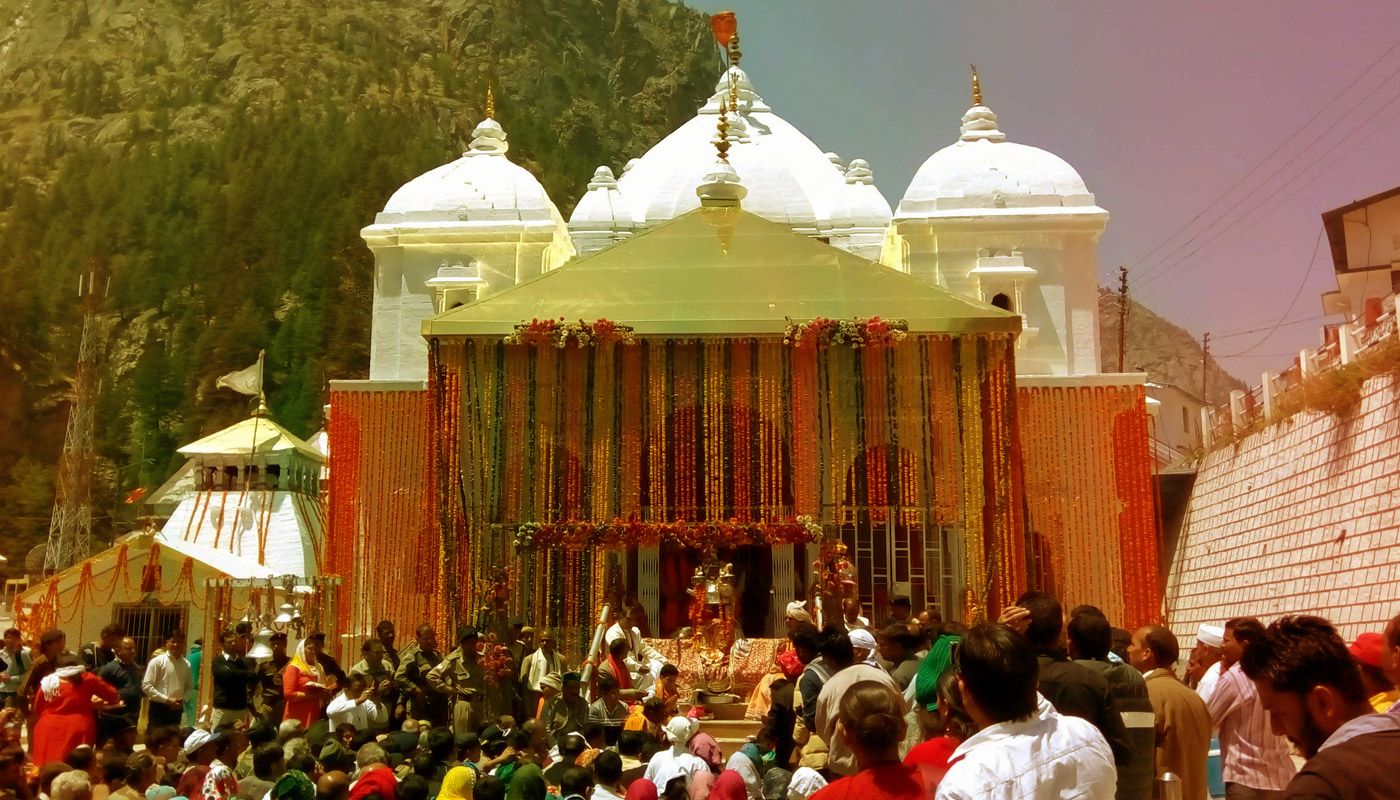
[
  {"left": 1200, "top": 332, "right": 1211, "bottom": 403},
  {"left": 44, "top": 255, "right": 106, "bottom": 573},
  {"left": 1117, "top": 266, "right": 1129, "bottom": 373}
]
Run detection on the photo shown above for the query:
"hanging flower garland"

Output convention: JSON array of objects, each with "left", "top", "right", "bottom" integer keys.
[
  {"left": 503, "top": 318, "right": 636, "bottom": 348},
  {"left": 508, "top": 519, "right": 813, "bottom": 552},
  {"left": 783, "top": 316, "right": 908, "bottom": 349},
  {"left": 476, "top": 633, "right": 516, "bottom": 689}
]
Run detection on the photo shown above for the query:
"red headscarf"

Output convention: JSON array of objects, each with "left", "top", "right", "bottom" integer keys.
[
  {"left": 710, "top": 771, "right": 747, "bottom": 800},
  {"left": 776, "top": 648, "right": 804, "bottom": 681},
  {"left": 624, "top": 779, "right": 658, "bottom": 800}
]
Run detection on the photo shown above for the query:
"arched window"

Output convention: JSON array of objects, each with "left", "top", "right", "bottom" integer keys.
[{"left": 991, "top": 292, "right": 1013, "bottom": 311}]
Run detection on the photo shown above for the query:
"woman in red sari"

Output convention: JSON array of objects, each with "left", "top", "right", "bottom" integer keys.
[
  {"left": 282, "top": 637, "right": 330, "bottom": 727},
  {"left": 32, "top": 654, "right": 119, "bottom": 764}
]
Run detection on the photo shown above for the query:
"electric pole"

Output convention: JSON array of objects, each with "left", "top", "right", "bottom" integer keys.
[
  {"left": 1200, "top": 332, "right": 1211, "bottom": 403},
  {"left": 1117, "top": 266, "right": 1129, "bottom": 373},
  {"left": 44, "top": 255, "right": 106, "bottom": 573}
]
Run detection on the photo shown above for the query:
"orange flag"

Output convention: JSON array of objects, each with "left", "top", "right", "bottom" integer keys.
[{"left": 710, "top": 11, "right": 736, "bottom": 47}]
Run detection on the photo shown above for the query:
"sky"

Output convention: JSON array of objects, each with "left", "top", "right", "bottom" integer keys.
[{"left": 684, "top": 0, "right": 1400, "bottom": 384}]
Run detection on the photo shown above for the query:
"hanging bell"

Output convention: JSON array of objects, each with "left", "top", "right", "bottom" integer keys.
[
  {"left": 248, "top": 628, "right": 275, "bottom": 660},
  {"left": 273, "top": 601, "right": 296, "bottom": 625}
]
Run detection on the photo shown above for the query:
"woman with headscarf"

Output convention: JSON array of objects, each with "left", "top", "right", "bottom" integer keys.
[
  {"left": 623, "top": 778, "right": 658, "bottom": 800},
  {"left": 784, "top": 768, "right": 826, "bottom": 800},
  {"left": 723, "top": 718, "right": 777, "bottom": 800},
  {"left": 282, "top": 638, "right": 331, "bottom": 727},
  {"left": 708, "top": 772, "right": 747, "bottom": 800},
  {"left": 436, "top": 766, "right": 476, "bottom": 800},
  {"left": 31, "top": 653, "right": 119, "bottom": 763},
  {"left": 902, "top": 634, "right": 966, "bottom": 776},
  {"left": 270, "top": 771, "right": 317, "bottom": 800}
]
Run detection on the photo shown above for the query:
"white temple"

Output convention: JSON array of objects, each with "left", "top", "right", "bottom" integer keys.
[{"left": 363, "top": 66, "right": 1108, "bottom": 379}]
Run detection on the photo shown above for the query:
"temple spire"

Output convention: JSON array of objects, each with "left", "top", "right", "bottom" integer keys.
[
  {"left": 971, "top": 64, "right": 982, "bottom": 107},
  {"left": 486, "top": 84, "right": 495, "bottom": 119}
]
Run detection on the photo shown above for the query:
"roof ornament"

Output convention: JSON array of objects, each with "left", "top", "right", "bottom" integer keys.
[
  {"left": 710, "top": 11, "right": 740, "bottom": 163},
  {"left": 959, "top": 65, "right": 1006, "bottom": 143},
  {"left": 464, "top": 84, "right": 509, "bottom": 156},
  {"left": 698, "top": 11, "right": 746, "bottom": 209}
]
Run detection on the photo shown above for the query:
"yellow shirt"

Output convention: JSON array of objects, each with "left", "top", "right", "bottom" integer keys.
[{"left": 1368, "top": 688, "right": 1399, "bottom": 713}]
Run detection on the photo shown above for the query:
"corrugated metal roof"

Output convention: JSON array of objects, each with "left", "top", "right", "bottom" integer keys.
[
  {"left": 423, "top": 206, "right": 1021, "bottom": 337},
  {"left": 178, "top": 414, "right": 324, "bottom": 462}
]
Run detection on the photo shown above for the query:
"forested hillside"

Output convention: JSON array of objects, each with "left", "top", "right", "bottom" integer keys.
[{"left": 0, "top": 0, "right": 722, "bottom": 572}]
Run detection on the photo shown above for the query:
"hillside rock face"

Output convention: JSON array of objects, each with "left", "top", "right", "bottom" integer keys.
[
  {"left": 1098, "top": 288, "right": 1245, "bottom": 404},
  {"left": 0, "top": 0, "right": 722, "bottom": 569}
]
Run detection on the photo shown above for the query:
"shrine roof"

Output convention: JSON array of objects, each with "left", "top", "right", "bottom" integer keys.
[
  {"left": 422, "top": 206, "right": 1020, "bottom": 337},
  {"left": 178, "top": 412, "right": 324, "bottom": 462}
]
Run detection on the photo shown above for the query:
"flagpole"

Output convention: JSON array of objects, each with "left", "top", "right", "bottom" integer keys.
[{"left": 257, "top": 350, "right": 267, "bottom": 413}]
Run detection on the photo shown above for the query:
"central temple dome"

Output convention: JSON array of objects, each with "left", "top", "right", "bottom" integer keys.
[{"left": 610, "top": 68, "right": 853, "bottom": 235}]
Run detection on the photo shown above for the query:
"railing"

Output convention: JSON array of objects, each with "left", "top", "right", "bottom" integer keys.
[{"left": 1201, "top": 292, "right": 1400, "bottom": 448}]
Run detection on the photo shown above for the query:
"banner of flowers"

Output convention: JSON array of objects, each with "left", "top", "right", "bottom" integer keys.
[
  {"left": 476, "top": 632, "right": 516, "bottom": 689},
  {"left": 503, "top": 318, "right": 636, "bottom": 348},
  {"left": 509, "top": 519, "right": 813, "bottom": 553},
  {"left": 783, "top": 316, "right": 908, "bottom": 349}
]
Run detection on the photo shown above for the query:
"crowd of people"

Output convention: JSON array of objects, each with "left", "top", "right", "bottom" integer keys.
[{"left": 1, "top": 593, "right": 1399, "bottom": 800}]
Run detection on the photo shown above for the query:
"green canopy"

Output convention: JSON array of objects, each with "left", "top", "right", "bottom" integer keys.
[{"left": 422, "top": 205, "right": 1021, "bottom": 337}]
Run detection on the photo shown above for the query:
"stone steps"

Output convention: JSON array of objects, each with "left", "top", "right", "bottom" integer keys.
[{"left": 689, "top": 701, "right": 759, "bottom": 759}]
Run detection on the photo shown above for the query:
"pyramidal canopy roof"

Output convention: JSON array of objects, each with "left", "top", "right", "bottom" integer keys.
[
  {"left": 423, "top": 206, "right": 1020, "bottom": 337},
  {"left": 178, "top": 412, "right": 325, "bottom": 462}
]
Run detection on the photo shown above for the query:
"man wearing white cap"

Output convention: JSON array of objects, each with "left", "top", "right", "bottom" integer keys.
[
  {"left": 642, "top": 717, "right": 708, "bottom": 787},
  {"left": 603, "top": 605, "right": 667, "bottom": 692},
  {"left": 846, "top": 629, "right": 882, "bottom": 670},
  {"left": 1192, "top": 624, "right": 1225, "bottom": 702}
]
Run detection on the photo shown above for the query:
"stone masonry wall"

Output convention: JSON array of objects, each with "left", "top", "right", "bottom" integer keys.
[{"left": 1166, "top": 371, "right": 1400, "bottom": 649}]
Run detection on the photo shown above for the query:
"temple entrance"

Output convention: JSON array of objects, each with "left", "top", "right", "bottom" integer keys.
[{"left": 650, "top": 544, "right": 773, "bottom": 639}]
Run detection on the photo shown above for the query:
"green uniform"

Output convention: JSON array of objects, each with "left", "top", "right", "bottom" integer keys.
[{"left": 425, "top": 646, "right": 486, "bottom": 734}]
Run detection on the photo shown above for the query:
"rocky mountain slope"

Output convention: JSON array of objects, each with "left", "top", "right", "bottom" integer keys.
[
  {"left": 1098, "top": 288, "right": 1246, "bottom": 404},
  {"left": 0, "top": 0, "right": 722, "bottom": 572}
]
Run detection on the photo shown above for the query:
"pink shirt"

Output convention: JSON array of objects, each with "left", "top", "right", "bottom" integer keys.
[{"left": 1204, "top": 663, "right": 1295, "bottom": 790}]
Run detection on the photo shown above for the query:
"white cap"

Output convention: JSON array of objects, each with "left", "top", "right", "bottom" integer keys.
[
  {"left": 1198, "top": 624, "right": 1225, "bottom": 649},
  {"left": 183, "top": 728, "right": 220, "bottom": 755},
  {"left": 848, "top": 628, "right": 877, "bottom": 651}
]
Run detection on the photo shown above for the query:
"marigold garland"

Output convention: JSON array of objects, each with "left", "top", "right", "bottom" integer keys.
[
  {"left": 510, "top": 519, "right": 812, "bottom": 552},
  {"left": 783, "top": 316, "right": 908, "bottom": 349},
  {"left": 503, "top": 318, "right": 636, "bottom": 348}
]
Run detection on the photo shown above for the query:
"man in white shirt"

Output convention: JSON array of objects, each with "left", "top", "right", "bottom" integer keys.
[
  {"left": 603, "top": 606, "right": 667, "bottom": 691},
  {"left": 936, "top": 623, "right": 1116, "bottom": 800},
  {"left": 143, "top": 630, "right": 193, "bottom": 729},
  {"left": 1192, "top": 624, "right": 1225, "bottom": 702},
  {"left": 326, "top": 673, "right": 387, "bottom": 731}
]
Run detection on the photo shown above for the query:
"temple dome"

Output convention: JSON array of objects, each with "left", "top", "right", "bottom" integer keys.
[
  {"left": 615, "top": 68, "right": 858, "bottom": 234},
  {"left": 896, "top": 104, "right": 1098, "bottom": 218},
  {"left": 378, "top": 117, "right": 565, "bottom": 225}
]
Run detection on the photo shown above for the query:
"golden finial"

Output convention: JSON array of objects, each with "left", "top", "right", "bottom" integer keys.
[
  {"left": 971, "top": 64, "right": 982, "bottom": 107},
  {"left": 485, "top": 84, "right": 495, "bottom": 119}
]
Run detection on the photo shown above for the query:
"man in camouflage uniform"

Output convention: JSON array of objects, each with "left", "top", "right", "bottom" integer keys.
[
  {"left": 395, "top": 622, "right": 444, "bottom": 725},
  {"left": 427, "top": 626, "right": 487, "bottom": 735}
]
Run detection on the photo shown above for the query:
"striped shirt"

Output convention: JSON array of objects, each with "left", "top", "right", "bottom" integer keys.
[{"left": 1204, "top": 663, "right": 1295, "bottom": 790}]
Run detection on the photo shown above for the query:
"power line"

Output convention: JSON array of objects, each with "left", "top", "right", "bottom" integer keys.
[
  {"left": 1214, "top": 228, "right": 1327, "bottom": 358},
  {"left": 1135, "top": 81, "right": 1400, "bottom": 295},
  {"left": 1127, "top": 33, "right": 1400, "bottom": 286}
]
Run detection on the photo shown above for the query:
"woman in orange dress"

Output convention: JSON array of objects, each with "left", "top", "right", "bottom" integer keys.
[
  {"left": 281, "top": 637, "right": 331, "bottom": 727},
  {"left": 32, "top": 654, "right": 119, "bottom": 764}
]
